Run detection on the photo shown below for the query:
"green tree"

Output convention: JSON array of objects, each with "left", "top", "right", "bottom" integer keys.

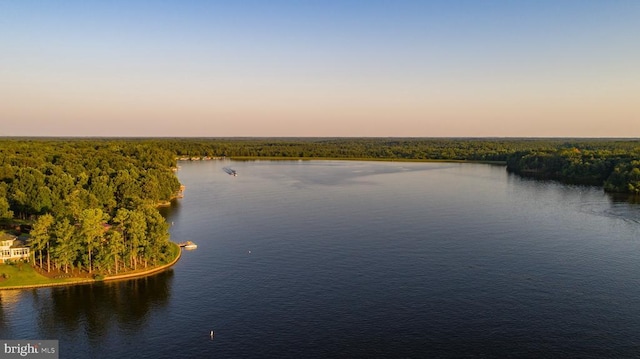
[
  {"left": 0, "top": 196, "right": 13, "bottom": 219},
  {"left": 141, "top": 205, "right": 170, "bottom": 266},
  {"left": 9, "top": 167, "right": 52, "bottom": 216},
  {"left": 51, "top": 218, "right": 79, "bottom": 274},
  {"left": 107, "top": 229, "right": 125, "bottom": 274},
  {"left": 30, "top": 213, "right": 54, "bottom": 271},
  {"left": 112, "top": 208, "right": 131, "bottom": 270},
  {"left": 88, "top": 175, "right": 117, "bottom": 214},
  {"left": 78, "top": 208, "right": 109, "bottom": 273},
  {"left": 126, "top": 210, "right": 147, "bottom": 270}
]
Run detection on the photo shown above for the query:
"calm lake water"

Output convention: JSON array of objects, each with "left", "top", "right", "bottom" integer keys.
[{"left": 2, "top": 160, "right": 640, "bottom": 358}]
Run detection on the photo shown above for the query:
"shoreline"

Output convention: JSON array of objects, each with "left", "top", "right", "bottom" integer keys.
[
  {"left": 178, "top": 156, "right": 507, "bottom": 165},
  {"left": 0, "top": 242, "right": 182, "bottom": 291}
]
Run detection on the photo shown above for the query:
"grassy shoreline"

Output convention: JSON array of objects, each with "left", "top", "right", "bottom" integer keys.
[{"left": 0, "top": 242, "right": 181, "bottom": 290}]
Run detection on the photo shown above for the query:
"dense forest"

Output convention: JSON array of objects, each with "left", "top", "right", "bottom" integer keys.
[
  {"left": 505, "top": 146, "right": 640, "bottom": 194},
  {"left": 159, "top": 137, "right": 563, "bottom": 161},
  {"left": 0, "top": 139, "right": 182, "bottom": 276},
  {"left": 0, "top": 137, "right": 638, "bottom": 276}
]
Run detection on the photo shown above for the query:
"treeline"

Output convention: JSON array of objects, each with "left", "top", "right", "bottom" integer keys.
[
  {"left": 157, "top": 137, "right": 560, "bottom": 161},
  {"left": 155, "top": 137, "right": 638, "bottom": 164},
  {"left": 0, "top": 139, "right": 182, "bottom": 276},
  {"left": 506, "top": 147, "right": 640, "bottom": 194}
]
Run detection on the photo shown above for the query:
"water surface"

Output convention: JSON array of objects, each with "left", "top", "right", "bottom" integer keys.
[{"left": 2, "top": 160, "right": 640, "bottom": 358}]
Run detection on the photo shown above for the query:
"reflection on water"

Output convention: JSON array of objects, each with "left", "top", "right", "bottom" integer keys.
[
  {"left": 157, "top": 198, "right": 181, "bottom": 219},
  {"left": 0, "top": 290, "right": 22, "bottom": 334},
  {"left": 506, "top": 171, "right": 640, "bottom": 224},
  {"left": 0, "top": 270, "right": 173, "bottom": 346},
  {"left": 607, "top": 193, "right": 640, "bottom": 223},
  {"left": 574, "top": 192, "right": 640, "bottom": 224}
]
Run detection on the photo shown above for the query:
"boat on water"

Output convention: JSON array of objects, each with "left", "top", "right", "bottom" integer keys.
[
  {"left": 223, "top": 167, "right": 238, "bottom": 176},
  {"left": 179, "top": 241, "right": 198, "bottom": 249}
]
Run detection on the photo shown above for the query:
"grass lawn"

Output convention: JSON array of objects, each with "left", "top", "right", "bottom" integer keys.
[
  {"left": 0, "top": 262, "right": 82, "bottom": 288},
  {"left": 0, "top": 242, "right": 181, "bottom": 288}
]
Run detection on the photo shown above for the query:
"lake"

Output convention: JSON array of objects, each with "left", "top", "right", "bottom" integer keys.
[{"left": 2, "top": 160, "right": 640, "bottom": 358}]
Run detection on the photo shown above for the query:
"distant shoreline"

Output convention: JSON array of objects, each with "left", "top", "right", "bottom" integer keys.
[{"left": 179, "top": 156, "right": 507, "bottom": 165}]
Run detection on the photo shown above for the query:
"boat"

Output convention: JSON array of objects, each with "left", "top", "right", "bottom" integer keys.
[
  {"left": 223, "top": 167, "right": 238, "bottom": 176},
  {"left": 179, "top": 241, "right": 198, "bottom": 249}
]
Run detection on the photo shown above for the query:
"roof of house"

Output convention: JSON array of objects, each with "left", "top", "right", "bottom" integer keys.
[
  {"left": 10, "top": 239, "right": 27, "bottom": 248},
  {"left": 0, "top": 232, "right": 17, "bottom": 242}
]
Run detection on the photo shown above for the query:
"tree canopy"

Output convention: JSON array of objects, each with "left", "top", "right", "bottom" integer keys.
[{"left": 0, "top": 139, "right": 182, "bottom": 276}]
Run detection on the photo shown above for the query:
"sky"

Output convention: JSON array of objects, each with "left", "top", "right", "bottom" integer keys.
[{"left": 1, "top": 0, "right": 639, "bottom": 137}]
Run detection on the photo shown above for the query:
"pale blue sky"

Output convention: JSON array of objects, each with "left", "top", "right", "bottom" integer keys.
[{"left": 1, "top": 0, "right": 638, "bottom": 137}]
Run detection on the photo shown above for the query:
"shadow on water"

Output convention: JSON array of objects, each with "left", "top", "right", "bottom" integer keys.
[
  {"left": 608, "top": 192, "right": 640, "bottom": 205},
  {"left": 603, "top": 193, "right": 640, "bottom": 224},
  {"left": 507, "top": 172, "right": 640, "bottom": 224},
  {"left": 157, "top": 198, "right": 181, "bottom": 219},
  {"left": 34, "top": 270, "right": 173, "bottom": 341}
]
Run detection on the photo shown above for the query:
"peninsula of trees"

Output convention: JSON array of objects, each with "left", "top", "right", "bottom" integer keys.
[
  {"left": 0, "top": 137, "right": 638, "bottom": 279},
  {"left": 0, "top": 139, "right": 181, "bottom": 277}
]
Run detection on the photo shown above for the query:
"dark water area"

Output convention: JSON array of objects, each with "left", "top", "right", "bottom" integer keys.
[{"left": 2, "top": 160, "right": 640, "bottom": 358}]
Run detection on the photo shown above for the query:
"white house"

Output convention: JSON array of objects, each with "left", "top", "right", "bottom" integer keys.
[{"left": 0, "top": 233, "right": 30, "bottom": 263}]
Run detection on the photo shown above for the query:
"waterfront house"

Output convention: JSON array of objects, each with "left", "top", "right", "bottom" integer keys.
[{"left": 0, "top": 233, "right": 30, "bottom": 263}]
